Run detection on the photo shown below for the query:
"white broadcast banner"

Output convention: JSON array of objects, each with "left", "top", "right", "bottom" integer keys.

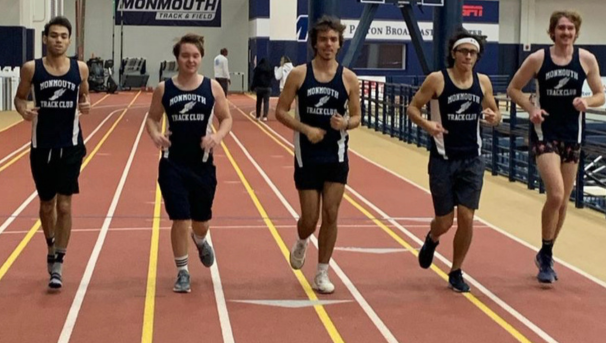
[{"left": 341, "top": 20, "right": 499, "bottom": 42}]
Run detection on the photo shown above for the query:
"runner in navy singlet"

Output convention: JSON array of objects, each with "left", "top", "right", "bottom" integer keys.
[
  {"left": 146, "top": 34, "right": 232, "bottom": 293},
  {"left": 14, "top": 16, "right": 90, "bottom": 290},
  {"left": 407, "top": 29, "right": 501, "bottom": 292},
  {"left": 275, "top": 16, "right": 361, "bottom": 294},
  {"left": 508, "top": 11, "right": 604, "bottom": 284}
]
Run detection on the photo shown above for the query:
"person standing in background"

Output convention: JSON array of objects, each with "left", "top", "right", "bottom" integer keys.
[
  {"left": 214, "top": 48, "right": 230, "bottom": 96},
  {"left": 275, "top": 55, "right": 294, "bottom": 93},
  {"left": 251, "top": 58, "right": 273, "bottom": 121}
]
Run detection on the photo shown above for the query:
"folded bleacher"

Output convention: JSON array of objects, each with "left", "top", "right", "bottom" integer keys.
[
  {"left": 159, "top": 60, "right": 178, "bottom": 82},
  {"left": 119, "top": 57, "right": 149, "bottom": 90}
]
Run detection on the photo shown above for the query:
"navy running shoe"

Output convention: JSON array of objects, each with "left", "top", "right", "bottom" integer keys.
[
  {"left": 418, "top": 232, "right": 439, "bottom": 269},
  {"left": 535, "top": 252, "right": 557, "bottom": 283},
  {"left": 448, "top": 269, "right": 470, "bottom": 293}
]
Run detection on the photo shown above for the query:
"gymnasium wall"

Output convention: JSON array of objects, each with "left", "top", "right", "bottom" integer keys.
[
  {"left": 490, "top": 0, "right": 606, "bottom": 45},
  {"left": 498, "top": 0, "right": 521, "bottom": 45},
  {"left": 0, "top": 0, "right": 21, "bottom": 26},
  {"left": 72, "top": 0, "right": 249, "bottom": 89},
  {"left": 498, "top": 0, "right": 606, "bottom": 77},
  {"left": 64, "top": 0, "right": 76, "bottom": 58},
  {"left": 0, "top": 1, "right": 41, "bottom": 67},
  {"left": 534, "top": 0, "right": 605, "bottom": 45}
]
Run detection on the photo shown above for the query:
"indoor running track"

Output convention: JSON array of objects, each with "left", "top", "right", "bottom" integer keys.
[{"left": 0, "top": 92, "right": 604, "bottom": 343}]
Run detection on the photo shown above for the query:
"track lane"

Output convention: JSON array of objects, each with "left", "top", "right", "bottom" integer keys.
[
  {"left": 235, "top": 94, "right": 606, "bottom": 343},
  {"left": 226, "top": 97, "right": 538, "bottom": 343},
  {"left": 0, "top": 93, "right": 146, "bottom": 343}
]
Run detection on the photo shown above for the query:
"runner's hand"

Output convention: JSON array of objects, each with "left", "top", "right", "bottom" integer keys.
[
  {"left": 21, "top": 107, "right": 39, "bottom": 121},
  {"left": 305, "top": 127, "right": 326, "bottom": 144}
]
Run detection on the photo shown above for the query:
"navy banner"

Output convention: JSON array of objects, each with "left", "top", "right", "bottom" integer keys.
[
  {"left": 115, "top": 0, "right": 221, "bottom": 27},
  {"left": 295, "top": 0, "right": 499, "bottom": 42}
]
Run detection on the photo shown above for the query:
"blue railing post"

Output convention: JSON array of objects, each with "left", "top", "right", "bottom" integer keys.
[
  {"left": 575, "top": 149, "right": 585, "bottom": 208},
  {"left": 509, "top": 100, "right": 517, "bottom": 181},
  {"left": 528, "top": 116, "right": 536, "bottom": 190},
  {"left": 406, "top": 87, "right": 414, "bottom": 144},
  {"left": 374, "top": 82, "right": 379, "bottom": 131},
  {"left": 399, "top": 85, "right": 405, "bottom": 141},
  {"left": 360, "top": 80, "right": 367, "bottom": 126},
  {"left": 491, "top": 100, "right": 498, "bottom": 176},
  {"left": 384, "top": 82, "right": 389, "bottom": 134},
  {"left": 389, "top": 85, "right": 395, "bottom": 137}
]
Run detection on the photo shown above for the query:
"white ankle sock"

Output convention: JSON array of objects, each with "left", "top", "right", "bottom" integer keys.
[
  {"left": 317, "top": 263, "right": 329, "bottom": 274},
  {"left": 175, "top": 255, "right": 189, "bottom": 272}
]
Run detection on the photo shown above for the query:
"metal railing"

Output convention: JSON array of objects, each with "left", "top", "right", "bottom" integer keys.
[{"left": 359, "top": 79, "right": 606, "bottom": 218}]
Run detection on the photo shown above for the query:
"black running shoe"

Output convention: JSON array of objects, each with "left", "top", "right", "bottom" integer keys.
[
  {"left": 448, "top": 269, "right": 470, "bottom": 293},
  {"left": 418, "top": 232, "right": 439, "bottom": 269}
]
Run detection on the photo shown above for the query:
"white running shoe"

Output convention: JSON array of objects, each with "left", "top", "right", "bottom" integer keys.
[
  {"left": 313, "top": 270, "right": 335, "bottom": 294},
  {"left": 289, "top": 239, "right": 308, "bottom": 270}
]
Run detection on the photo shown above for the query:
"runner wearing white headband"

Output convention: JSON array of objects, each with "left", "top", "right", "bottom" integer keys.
[
  {"left": 406, "top": 29, "right": 501, "bottom": 293},
  {"left": 453, "top": 37, "right": 481, "bottom": 52}
]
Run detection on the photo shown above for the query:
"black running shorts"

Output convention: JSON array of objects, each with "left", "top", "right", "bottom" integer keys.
[
  {"left": 294, "top": 162, "right": 349, "bottom": 191},
  {"left": 158, "top": 158, "right": 217, "bottom": 222},
  {"left": 30, "top": 144, "right": 86, "bottom": 201},
  {"left": 428, "top": 155, "right": 485, "bottom": 217}
]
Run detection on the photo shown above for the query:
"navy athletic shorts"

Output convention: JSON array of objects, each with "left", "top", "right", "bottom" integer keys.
[{"left": 158, "top": 158, "right": 217, "bottom": 222}]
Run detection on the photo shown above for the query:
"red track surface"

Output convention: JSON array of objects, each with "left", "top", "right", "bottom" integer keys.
[{"left": 0, "top": 93, "right": 604, "bottom": 343}]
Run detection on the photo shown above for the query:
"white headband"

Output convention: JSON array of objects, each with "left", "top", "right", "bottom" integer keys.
[{"left": 453, "top": 37, "right": 480, "bottom": 51}]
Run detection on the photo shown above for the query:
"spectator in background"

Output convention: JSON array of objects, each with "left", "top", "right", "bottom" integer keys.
[
  {"left": 214, "top": 48, "right": 230, "bottom": 96},
  {"left": 251, "top": 58, "right": 273, "bottom": 121},
  {"left": 275, "top": 55, "right": 294, "bottom": 92}
]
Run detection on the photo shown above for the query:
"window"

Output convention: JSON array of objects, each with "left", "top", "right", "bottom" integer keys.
[{"left": 353, "top": 43, "right": 406, "bottom": 69}]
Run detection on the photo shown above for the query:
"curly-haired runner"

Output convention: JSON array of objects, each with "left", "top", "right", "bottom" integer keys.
[
  {"left": 407, "top": 28, "right": 502, "bottom": 292},
  {"left": 275, "top": 16, "right": 361, "bottom": 294}
]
